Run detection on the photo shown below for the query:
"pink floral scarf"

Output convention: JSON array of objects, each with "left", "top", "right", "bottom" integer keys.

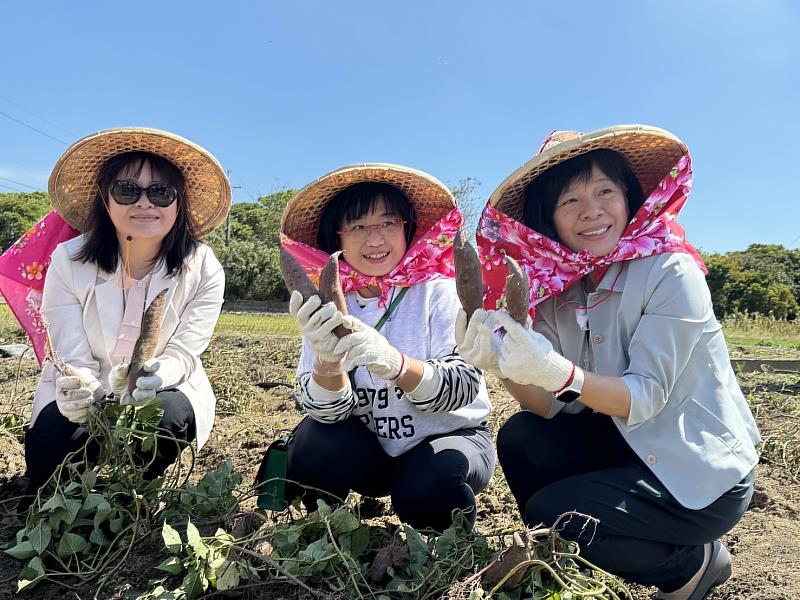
[
  {"left": 0, "top": 211, "right": 81, "bottom": 363},
  {"left": 281, "top": 207, "right": 463, "bottom": 306},
  {"left": 477, "top": 154, "right": 706, "bottom": 320}
]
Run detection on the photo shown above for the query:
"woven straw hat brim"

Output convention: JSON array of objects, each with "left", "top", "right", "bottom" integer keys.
[
  {"left": 49, "top": 127, "right": 231, "bottom": 237},
  {"left": 281, "top": 163, "right": 456, "bottom": 248},
  {"left": 489, "top": 125, "right": 688, "bottom": 223}
]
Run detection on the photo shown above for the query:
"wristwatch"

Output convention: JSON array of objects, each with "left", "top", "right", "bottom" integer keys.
[{"left": 554, "top": 366, "right": 585, "bottom": 403}]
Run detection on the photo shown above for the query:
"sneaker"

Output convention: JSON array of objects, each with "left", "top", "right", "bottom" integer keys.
[{"left": 687, "top": 540, "right": 732, "bottom": 600}]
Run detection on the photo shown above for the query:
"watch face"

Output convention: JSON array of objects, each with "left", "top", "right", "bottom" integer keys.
[{"left": 557, "top": 390, "right": 581, "bottom": 403}]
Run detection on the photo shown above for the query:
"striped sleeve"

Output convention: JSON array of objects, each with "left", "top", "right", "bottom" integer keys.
[
  {"left": 406, "top": 353, "right": 482, "bottom": 413},
  {"left": 297, "top": 371, "right": 357, "bottom": 423}
]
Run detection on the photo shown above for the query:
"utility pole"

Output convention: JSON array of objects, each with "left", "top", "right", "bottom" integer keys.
[{"left": 223, "top": 170, "right": 242, "bottom": 307}]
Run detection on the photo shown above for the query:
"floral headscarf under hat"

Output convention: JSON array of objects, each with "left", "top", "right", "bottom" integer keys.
[
  {"left": 477, "top": 126, "right": 706, "bottom": 321},
  {"left": 0, "top": 211, "right": 80, "bottom": 363}
]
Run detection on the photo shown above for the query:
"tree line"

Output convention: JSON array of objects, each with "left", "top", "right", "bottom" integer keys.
[{"left": 1, "top": 191, "right": 798, "bottom": 319}]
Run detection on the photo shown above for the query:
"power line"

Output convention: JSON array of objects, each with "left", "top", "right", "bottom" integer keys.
[
  {"left": 0, "top": 96, "right": 76, "bottom": 137},
  {"left": 0, "top": 110, "right": 68, "bottom": 145},
  {"left": 0, "top": 181, "right": 23, "bottom": 192},
  {"left": 0, "top": 175, "right": 41, "bottom": 191}
]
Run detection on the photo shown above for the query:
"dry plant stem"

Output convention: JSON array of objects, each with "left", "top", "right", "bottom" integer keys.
[
  {"left": 321, "top": 516, "right": 372, "bottom": 599},
  {"left": 94, "top": 491, "right": 143, "bottom": 598},
  {"left": 231, "top": 544, "right": 334, "bottom": 598},
  {"left": 453, "top": 229, "right": 483, "bottom": 322},
  {"left": 318, "top": 251, "right": 349, "bottom": 338},
  {"left": 503, "top": 255, "right": 530, "bottom": 324},
  {"left": 127, "top": 288, "right": 168, "bottom": 390}
]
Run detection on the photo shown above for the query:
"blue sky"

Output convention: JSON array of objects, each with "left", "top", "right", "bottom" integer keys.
[{"left": 1, "top": 1, "right": 798, "bottom": 252}]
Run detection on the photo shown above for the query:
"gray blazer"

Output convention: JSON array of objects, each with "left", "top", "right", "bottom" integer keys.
[{"left": 534, "top": 252, "right": 760, "bottom": 510}]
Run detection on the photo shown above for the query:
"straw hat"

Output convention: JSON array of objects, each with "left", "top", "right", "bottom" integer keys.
[
  {"left": 489, "top": 125, "right": 688, "bottom": 223},
  {"left": 48, "top": 127, "right": 231, "bottom": 237},
  {"left": 281, "top": 163, "right": 455, "bottom": 248}
]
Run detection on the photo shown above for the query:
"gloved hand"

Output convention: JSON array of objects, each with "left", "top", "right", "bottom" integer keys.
[
  {"left": 494, "top": 311, "right": 574, "bottom": 392},
  {"left": 123, "top": 359, "right": 163, "bottom": 407},
  {"left": 289, "top": 291, "right": 346, "bottom": 363},
  {"left": 108, "top": 361, "right": 129, "bottom": 397},
  {"left": 335, "top": 315, "right": 407, "bottom": 381},
  {"left": 55, "top": 366, "right": 105, "bottom": 423},
  {"left": 454, "top": 309, "right": 502, "bottom": 375}
]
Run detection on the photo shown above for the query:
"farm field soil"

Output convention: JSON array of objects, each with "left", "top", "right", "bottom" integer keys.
[{"left": 1, "top": 333, "right": 799, "bottom": 599}]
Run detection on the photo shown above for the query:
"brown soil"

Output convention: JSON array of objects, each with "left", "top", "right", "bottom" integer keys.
[{"left": 1, "top": 335, "right": 798, "bottom": 599}]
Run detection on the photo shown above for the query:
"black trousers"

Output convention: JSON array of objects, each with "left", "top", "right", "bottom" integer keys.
[
  {"left": 497, "top": 410, "right": 755, "bottom": 592},
  {"left": 24, "top": 390, "right": 196, "bottom": 501},
  {"left": 287, "top": 416, "right": 496, "bottom": 531}
]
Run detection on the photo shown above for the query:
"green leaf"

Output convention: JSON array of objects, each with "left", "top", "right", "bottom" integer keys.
[
  {"left": 5, "top": 540, "right": 35, "bottom": 560},
  {"left": 349, "top": 525, "right": 370, "bottom": 558},
  {"left": 39, "top": 493, "right": 66, "bottom": 513},
  {"left": 89, "top": 527, "right": 110, "bottom": 546},
  {"left": 404, "top": 525, "right": 429, "bottom": 570},
  {"left": 162, "top": 522, "right": 183, "bottom": 553},
  {"left": 186, "top": 521, "right": 208, "bottom": 559},
  {"left": 315, "top": 499, "right": 332, "bottom": 517},
  {"left": 81, "top": 469, "right": 98, "bottom": 491},
  {"left": 215, "top": 560, "right": 241, "bottom": 590},
  {"left": 157, "top": 555, "right": 184, "bottom": 575},
  {"left": 27, "top": 522, "right": 51, "bottom": 555},
  {"left": 17, "top": 556, "right": 45, "bottom": 591},
  {"left": 94, "top": 501, "right": 114, "bottom": 527},
  {"left": 434, "top": 526, "right": 457, "bottom": 558},
  {"left": 330, "top": 506, "right": 359, "bottom": 533},
  {"left": 110, "top": 515, "right": 125, "bottom": 534},
  {"left": 57, "top": 532, "right": 89, "bottom": 558},
  {"left": 82, "top": 492, "right": 105, "bottom": 511},
  {"left": 63, "top": 498, "right": 83, "bottom": 524},
  {"left": 181, "top": 568, "right": 208, "bottom": 599}
]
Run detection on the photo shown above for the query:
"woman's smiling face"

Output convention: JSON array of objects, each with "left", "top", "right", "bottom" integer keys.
[
  {"left": 552, "top": 164, "right": 630, "bottom": 256},
  {"left": 338, "top": 198, "right": 408, "bottom": 277}
]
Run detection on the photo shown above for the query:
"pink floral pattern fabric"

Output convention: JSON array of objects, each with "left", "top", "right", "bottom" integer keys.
[
  {"left": 0, "top": 211, "right": 80, "bottom": 363},
  {"left": 281, "top": 207, "right": 462, "bottom": 306},
  {"left": 477, "top": 154, "right": 706, "bottom": 320}
]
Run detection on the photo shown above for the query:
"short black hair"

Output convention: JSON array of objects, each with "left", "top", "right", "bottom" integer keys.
[
  {"left": 522, "top": 149, "right": 644, "bottom": 242},
  {"left": 316, "top": 182, "right": 417, "bottom": 253},
  {"left": 75, "top": 151, "right": 198, "bottom": 275}
]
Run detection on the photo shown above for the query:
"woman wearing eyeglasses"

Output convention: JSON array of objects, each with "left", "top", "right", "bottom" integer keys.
[
  {"left": 277, "top": 165, "right": 494, "bottom": 531},
  {"left": 8, "top": 128, "right": 230, "bottom": 506}
]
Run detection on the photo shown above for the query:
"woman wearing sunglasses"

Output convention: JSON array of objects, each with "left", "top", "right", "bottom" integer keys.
[
  {"left": 278, "top": 165, "right": 494, "bottom": 531},
  {"left": 3, "top": 127, "right": 231, "bottom": 507}
]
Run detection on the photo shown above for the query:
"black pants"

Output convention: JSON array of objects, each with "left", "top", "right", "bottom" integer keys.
[
  {"left": 497, "top": 410, "right": 755, "bottom": 592},
  {"left": 287, "top": 416, "right": 496, "bottom": 531},
  {"left": 24, "top": 390, "right": 196, "bottom": 501}
]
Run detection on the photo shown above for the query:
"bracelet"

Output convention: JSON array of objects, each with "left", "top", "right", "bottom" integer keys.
[
  {"left": 389, "top": 353, "right": 407, "bottom": 382},
  {"left": 553, "top": 364, "right": 576, "bottom": 395}
]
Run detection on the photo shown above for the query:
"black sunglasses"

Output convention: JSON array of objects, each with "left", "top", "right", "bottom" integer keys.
[{"left": 109, "top": 180, "right": 178, "bottom": 208}]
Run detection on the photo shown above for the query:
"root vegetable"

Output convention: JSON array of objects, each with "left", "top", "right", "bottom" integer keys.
[
  {"left": 127, "top": 289, "right": 168, "bottom": 391},
  {"left": 453, "top": 229, "right": 484, "bottom": 322},
  {"left": 504, "top": 255, "right": 530, "bottom": 325},
  {"left": 318, "top": 250, "right": 349, "bottom": 338}
]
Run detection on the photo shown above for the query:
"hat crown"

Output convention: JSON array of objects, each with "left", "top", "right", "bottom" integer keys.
[{"left": 537, "top": 130, "right": 581, "bottom": 155}]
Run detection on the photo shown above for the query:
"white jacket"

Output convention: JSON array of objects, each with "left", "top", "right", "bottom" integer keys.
[{"left": 32, "top": 235, "right": 224, "bottom": 450}]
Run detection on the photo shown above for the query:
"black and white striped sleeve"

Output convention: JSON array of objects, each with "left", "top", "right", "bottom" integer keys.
[
  {"left": 297, "top": 371, "right": 357, "bottom": 423},
  {"left": 405, "top": 353, "right": 482, "bottom": 413}
]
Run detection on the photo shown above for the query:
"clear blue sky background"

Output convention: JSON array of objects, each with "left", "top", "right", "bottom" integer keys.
[{"left": 1, "top": 1, "right": 798, "bottom": 252}]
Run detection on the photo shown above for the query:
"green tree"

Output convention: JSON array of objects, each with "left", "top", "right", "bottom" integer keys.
[{"left": 0, "top": 192, "right": 51, "bottom": 251}]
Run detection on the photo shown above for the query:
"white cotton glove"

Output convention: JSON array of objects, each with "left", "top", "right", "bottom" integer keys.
[
  {"left": 123, "top": 359, "right": 164, "bottom": 407},
  {"left": 454, "top": 309, "right": 503, "bottom": 376},
  {"left": 55, "top": 366, "right": 105, "bottom": 423},
  {"left": 289, "top": 291, "right": 346, "bottom": 363},
  {"left": 108, "top": 362, "right": 129, "bottom": 397},
  {"left": 334, "top": 315, "right": 407, "bottom": 381},
  {"left": 494, "top": 311, "right": 575, "bottom": 392}
]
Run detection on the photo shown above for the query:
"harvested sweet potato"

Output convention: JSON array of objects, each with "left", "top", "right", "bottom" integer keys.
[
  {"left": 318, "top": 250, "right": 349, "bottom": 338},
  {"left": 280, "top": 247, "right": 318, "bottom": 302},
  {"left": 453, "top": 229, "right": 483, "bottom": 322},
  {"left": 127, "top": 288, "right": 168, "bottom": 391},
  {"left": 504, "top": 255, "right": 530, "bottom": 325}
]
